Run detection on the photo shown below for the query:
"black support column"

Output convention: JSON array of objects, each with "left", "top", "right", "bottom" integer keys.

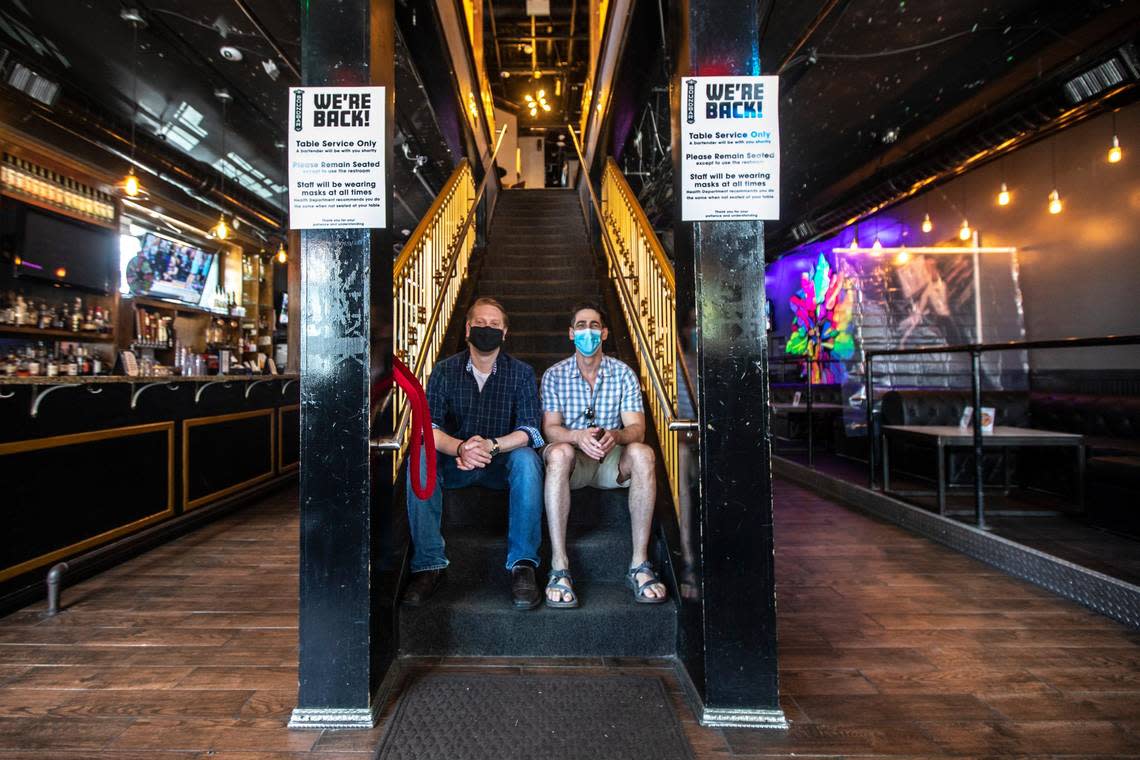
[
  {"left": 671, "top": 0, "right": 785, "bottom": 728},
  {"left": 289, "top": 0, "right": 395, "bottom": 730}
]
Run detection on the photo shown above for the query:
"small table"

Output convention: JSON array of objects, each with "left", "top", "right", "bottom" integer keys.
[
  {"left": 770, "top": 402, "right": 845, "bottom": 413},
  {"left": 881, "top": 425, "right": 1086, "bottom": 515},
  {"left": 770, "top": 402, "right": 845, "bottom": 453}
]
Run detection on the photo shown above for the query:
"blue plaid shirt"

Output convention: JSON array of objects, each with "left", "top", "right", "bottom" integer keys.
[
  {"left": 541, "top": 355, "right": 643, "bottom": 430},
  {"left": 428, "top": 350, "right": 544, "bottom": 448}
]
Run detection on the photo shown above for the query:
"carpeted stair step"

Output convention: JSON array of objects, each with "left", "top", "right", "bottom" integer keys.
[
  {"left": 495, "top": 311, "right": 579, "bottom": 332},
  {"left": 483, "top": 257, "right": 589, "bottom": 271},
  {"left": 493, "top": 295, "right": 594, "bottom": 314},
  {"left": 398, "top": 579, "right": 675, "bottom": 657},
  {"left": 479, "top": 264, "right": 583, "bottom": 280},
  {"left": 442, "top": 487, "right": 631, "bottom": 529},
  {"left": 440, "top": 525, "right": 634, "bottom": 583},
  {"left": 475, "top": 280, "right": 599, "bottom": 298},
  {"left": 501, "top": 332, "right": 574, "bottom": 353},
  {"left": 485, "top": 242, "right": 588, "bottom": 254}
]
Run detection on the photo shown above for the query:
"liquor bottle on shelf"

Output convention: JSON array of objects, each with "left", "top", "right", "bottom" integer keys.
[
  {"left": 26, "top": 344, "right": 42, "bottom": 376},
  {"left": 13, "top": 292, "right": 27, "bottom": 326}
]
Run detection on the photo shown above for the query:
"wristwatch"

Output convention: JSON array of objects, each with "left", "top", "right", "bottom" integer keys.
[{"left": 489, "top": 438, "right": 501, "bottom": 457}]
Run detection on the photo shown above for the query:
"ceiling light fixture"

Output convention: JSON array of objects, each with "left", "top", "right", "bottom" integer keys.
[
  {"left": 959, "top": 187, "right": 972, "bottom": 241},
  {"left": 1048, "top": 189, "right": 1063, "bottom": 215},
  {"left": 1048, "top": 140, "right": 1063, "bottom": 214},
  {"left": 921, "top": 212, "right": 933, "bottom": 234},
  {"left": 120, "top": 9, "right": 146, "bottom": 198},
  {"left": 213, "top": 88, "right": 233, "bottom": 240},
  {"left": 1108, "top": 112, "right": 1123, "bottom": 163},
  {"left": 276, "top": 241, "right": 287, "bottom": 264},
  {"left": 526, "top": 88, "right": 551, "bottom": 118},
  {"left": 997, "top": 182, "right": 1010, "bottom": 206}
]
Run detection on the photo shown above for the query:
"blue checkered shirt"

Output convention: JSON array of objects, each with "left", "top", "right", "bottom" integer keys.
[
  {"left": 427, "top": 350, "right": 544, "bottom": 448},
  {"left": 541, "top": 355, "right": 643, "bottom": 430}
]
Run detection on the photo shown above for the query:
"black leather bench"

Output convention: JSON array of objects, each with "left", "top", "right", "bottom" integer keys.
[{"left": 879, "top": 389, "right": 1140, "bottom": 514}]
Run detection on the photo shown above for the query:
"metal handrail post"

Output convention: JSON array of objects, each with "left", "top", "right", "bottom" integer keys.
[
  {"left": 806, "top": 359, "right": 815, "bottom": 468},
  {"left": 374, "top": 127, "right": 508, "bottom": 461},
  {"left": 566, "top": 127, "right": 690, "bottom": 426},
  {"left": 866, "top": 354, "right": 876, "bottom": 490},
  {"left": 970, "top": 348, "right": 987, "bottom": 529}
]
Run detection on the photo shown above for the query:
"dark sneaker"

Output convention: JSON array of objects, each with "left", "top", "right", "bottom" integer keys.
[
  {"left": 402, "top": 569, "right": 446, "bottom": 607},
  {"left": 511, "top": 565, "right": 541, "bottom": 610}
]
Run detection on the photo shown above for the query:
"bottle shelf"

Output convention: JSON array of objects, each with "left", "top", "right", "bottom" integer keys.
[{"left": 0, "top": 325, "right": 115, "bottom": 341}]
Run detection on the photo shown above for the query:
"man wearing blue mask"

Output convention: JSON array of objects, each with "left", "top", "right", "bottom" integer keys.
[
  {"left": 540, "top": 302, "right": 666, "bottom": 608},
  {"left": 403, "top": 297, "right": 545, "bottom": 610}
]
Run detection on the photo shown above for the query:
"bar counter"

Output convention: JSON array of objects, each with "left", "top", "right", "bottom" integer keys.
[{"left": 0, "top": 374, "right": 300, "bottom": 611}]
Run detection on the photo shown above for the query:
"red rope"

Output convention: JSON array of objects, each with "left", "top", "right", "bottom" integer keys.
[{"left": 377, "top": 356, "right": 437, "bottom": 500}]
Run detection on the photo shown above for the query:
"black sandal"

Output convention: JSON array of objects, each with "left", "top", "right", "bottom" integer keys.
[
  {"left": 627, "top": 562, "right": 668, "bottom": 604},
  {"left": 545, "top": 569, "right": 579, "bottom": 609}
]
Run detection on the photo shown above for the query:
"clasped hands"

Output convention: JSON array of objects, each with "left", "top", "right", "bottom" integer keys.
[
  {"left": 573, "top": 426, "right": 616, "bottom": 461},
  {"left": 455, "top": 436, "right": 495, "bottom": 471}
]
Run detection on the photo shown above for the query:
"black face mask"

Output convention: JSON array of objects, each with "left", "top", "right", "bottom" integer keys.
[{"left": 468, "top": 326, "right": 504, "bottom": 352}]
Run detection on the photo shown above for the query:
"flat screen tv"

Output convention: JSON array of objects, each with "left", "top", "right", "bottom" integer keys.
[
  {"left": 130, "top": 232, "right": 216, "bottom": 304},
  {"left": 11, "top": 205, "right": 116, "bottom": 294}
]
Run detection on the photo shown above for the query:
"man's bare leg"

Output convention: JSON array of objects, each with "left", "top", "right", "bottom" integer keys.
[
  {"left": 543, "top": 443, "right": 576, "bottom": 604},
  {"left": 619, "top": 442, "right": 665, "bottom": 599}
]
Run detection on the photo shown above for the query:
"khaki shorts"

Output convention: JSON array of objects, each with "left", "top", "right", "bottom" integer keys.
[{"left": 567, "top": 445, "right": 630, "bottom": 490}]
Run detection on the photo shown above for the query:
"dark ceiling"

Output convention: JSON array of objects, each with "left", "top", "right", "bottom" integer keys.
[
  {"left": 1, "top": 0, "right": 1135, "bottom": 251},
  {"left": 763, "top": 0, "right": 1139, "bottom": 247},
  {"left": 612, "top": 0, "right": 1140, "bottom": 255},
  {"left": 0, "top": 0, "right": 457, "bottom": 237},
  {"left": 0, "top": 0, "right": 297, "bottom": 209},
  {"left": 481, "top": 0, "right": 589, "bottom": 128}
]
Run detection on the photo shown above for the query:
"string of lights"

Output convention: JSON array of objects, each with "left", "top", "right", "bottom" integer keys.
[{"left": 841, "top": 115, "right": 1126, "bottom": 257}]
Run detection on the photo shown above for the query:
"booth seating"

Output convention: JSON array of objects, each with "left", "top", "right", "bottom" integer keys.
[
  {"left": 1031, "top": 393, "right": 1140, "bottom": 520},
  {"left": 770, "top": 382, "right": 844, "bottom": 405},
  {"left": 879, "top": 389, "right": 1140, "bottom": 517},
  {"left": 769, "top": 383, "right": 843, "bottom": 445}
]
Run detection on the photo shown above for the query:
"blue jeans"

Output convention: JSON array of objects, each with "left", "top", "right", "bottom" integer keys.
[{"left": 407, "top": 447, "right": 544, "bottom": 572}]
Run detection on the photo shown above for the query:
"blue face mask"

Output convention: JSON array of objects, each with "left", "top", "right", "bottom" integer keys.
[{"left": 573, "top": 328, "right": 602, "bottom": 357}]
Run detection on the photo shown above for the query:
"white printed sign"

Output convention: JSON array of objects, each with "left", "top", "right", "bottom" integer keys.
[
  {"left": 288, "top": 86, "right": 386, "bottom": 230},
  {"left": 680, "top": 76, "right": 780, "bottom": 221}
]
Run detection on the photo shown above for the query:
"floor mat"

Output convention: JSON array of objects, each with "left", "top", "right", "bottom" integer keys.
[{"left": 375, "top": 671, "right": 695, "bottom": 760}]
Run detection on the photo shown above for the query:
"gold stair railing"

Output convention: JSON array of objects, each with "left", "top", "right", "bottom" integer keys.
[
  {"left": 373, "top": 126, "right": 507, "bottom": 477},
  {"left": 567, "top": 128, "right": 697, "bottom": 509}
]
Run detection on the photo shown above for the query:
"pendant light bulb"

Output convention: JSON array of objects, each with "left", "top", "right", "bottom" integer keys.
[
  {"left": 124, "top": 169, "right": 140, "bottom": 197},
  {"left": 921, "top": 213, "right": 933, "bottom": 234},
  {"left": 276, "top": 242, "right": 288, "bottom": 264},
  {"left": 1108, "top": 134, "right": 1123, "bottom": 164},
  {"left": 1048, "top": 188, "right": 1062, "bottom": 215},
  {"left": 894, "top": 249, "right": 911, "bottom": 266},
  {"left": 849, "top": 235, "right": 858, "bottom": 250},
  {"left": 958, "top": 218, "right": 972, "bottom": 241},
  {"left": 997, "top": 182, "right": 1010, "bottom": 206},
  {"left": 871, "top": 237, "right": 883, "bottom": 252},
  {"left": 214, "top": 214, "right": 230, "bottom": 240}
]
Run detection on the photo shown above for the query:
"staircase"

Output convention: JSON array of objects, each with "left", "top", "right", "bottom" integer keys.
[{"left": 398, "top": 189, "right": 677, "bottom": 657}]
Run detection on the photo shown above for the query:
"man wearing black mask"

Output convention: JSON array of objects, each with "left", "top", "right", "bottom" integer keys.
[{"left": 403, "top": 297, "right": 545, "bottom": 609}]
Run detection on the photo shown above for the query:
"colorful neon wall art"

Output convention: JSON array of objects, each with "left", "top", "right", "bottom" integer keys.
[{"left": 786, "top": 252, "right": 855, "bottom": 384}]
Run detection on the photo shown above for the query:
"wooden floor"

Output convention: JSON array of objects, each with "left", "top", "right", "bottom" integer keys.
[{"left": 2, "top": 481, "right": 1140, "bottom": 758}]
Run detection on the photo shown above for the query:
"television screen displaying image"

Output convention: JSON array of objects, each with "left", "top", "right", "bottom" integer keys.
[
  {"left": 6, "top": 203, "right": 116, "bottom": 294},
  {"left": 132, "top": 232, "right": 216, "bottom": 304}
]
